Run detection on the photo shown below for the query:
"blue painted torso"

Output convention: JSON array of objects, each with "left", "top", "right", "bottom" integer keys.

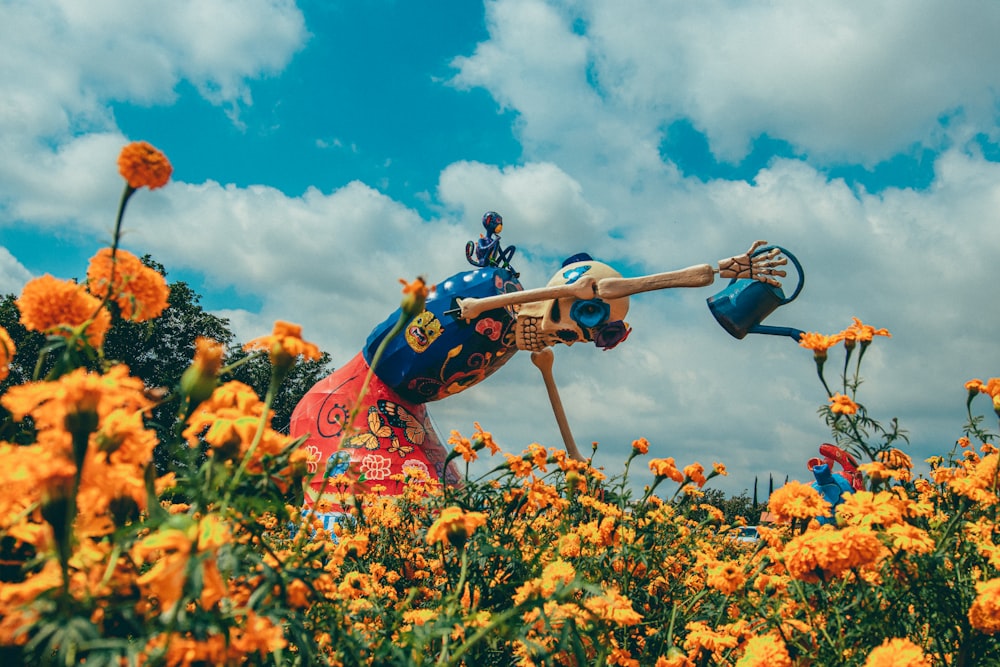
[{"left": 363, "top": 267, "right": 523, "bottom": 404}]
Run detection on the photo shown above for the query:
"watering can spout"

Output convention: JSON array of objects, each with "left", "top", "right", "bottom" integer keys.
[{"left": 707, "top": 245, "right": 804, "bottom": 343}]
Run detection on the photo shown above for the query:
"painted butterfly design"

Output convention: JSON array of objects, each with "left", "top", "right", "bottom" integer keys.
[
  {"left": 378, "top": 399, "right": 426, "bottom": 446},
  {"left": 342, "top": 406, "right": 392, "bottom": 450}
]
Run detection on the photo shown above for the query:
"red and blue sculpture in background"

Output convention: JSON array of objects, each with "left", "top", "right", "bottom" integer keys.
[{"left": 290, "top": 212, "right": 800, "bottom": 511}]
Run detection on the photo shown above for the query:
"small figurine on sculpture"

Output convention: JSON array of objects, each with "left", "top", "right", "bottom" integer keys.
[
  {"left": 290, "top": 212, "right": 800, "bottom": 511},
  {"left": 466, "top": 211, "right": 516, "bottom": 271},
  {"left": 808, "top": 443, "right": 863, "bottom": 524}
]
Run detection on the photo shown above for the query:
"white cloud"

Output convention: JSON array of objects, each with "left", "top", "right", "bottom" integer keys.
[
  {"left": 0, "top": 0, "right": 306, "bottom": 140},
  {"left": 0, "top": 248, "right": 32, "bottom": 296},
  {"left": 454, "top": 0, "right": 1000, "bottom": 166}
]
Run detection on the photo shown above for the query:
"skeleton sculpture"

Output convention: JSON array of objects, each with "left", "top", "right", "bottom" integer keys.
[{"left": 289, "top": 212, "right": 788, "bottom": 510}]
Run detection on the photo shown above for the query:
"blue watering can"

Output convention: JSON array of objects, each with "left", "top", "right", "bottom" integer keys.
[{"left": 706, "top": 245, "right": 805, "bottom": 342}]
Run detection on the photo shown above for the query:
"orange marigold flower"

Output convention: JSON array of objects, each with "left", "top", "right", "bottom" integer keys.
[
  {"left": 783, "top": 525, "right": 883, "bottom": 583},
  {"left": 830, "top": 393, "right": 859, "bottom": 415},
  {"left": 712, "top": 462, "right": 727, "bottom": 476},
  {"left": 768, "top": 480, "right": 831, "bottom": 522},
  {"left": 844, "top": 317, "right": 891, "bottom": 344},
  {"left": 244, "top": 320, "right": 322, "bottom": 370},
  {"left": 798, "top": 331, "right": 843, "bottom": 360},
  {"left": 862, "top": 637, "right": 932, "bottom": 667},
  {"left": 706, "top": 560, "right": 746, "bottom": 595},
  {"left": 631, "top": 437, "right": 650, "bottom": 455},
  {"left": 583, "top": 588, "right": 642, "bottom": 626},
  {"left": 229, "top": 610, "right": 288, "bottom": 658},
  {"left": 966, "top": 378, "right": 984, "bottom": 394},
  {"left": 736, "top": 633, "right": 792, "bottom": 667},
  {"left": 472, "top": 421, "right": 500, "bottom": 455},
  {"left": 979, "top": 377, "right": 1000, "bottom": 398},
  {"left": 884, "top": 523, "right": 935, "bottom": 554},
  {"left": 399, "top": 276, "right": 430, "bottom": 318},
  {"left": 426, "top": 506, "right": 487, "bottom": 549},
  {"left": 17, "top": 274, "right": 112, "bottom": 348},
  {"left": 969, "top": 578, "right": 1000, "bottom": 634},
  {"left": 649, "top": 457, "right": 684, "bottom": 483},
  {"left": 538, "top": 559, "right": 576, "bottom": 595},
  {"left": 117, "top": 141, "right": 172, "bottom": 190},
  {"left": 0, "top": 325, "right": 14, "bottom": 382},
  {"left": 448, "top": 430, "right": 477, "bottom": 462},
  {"left": 684, "top": 462, "right": 707, "bottom": 487},
  {"left": 86, "top": 248, "right": 169, "bottom": 321}
]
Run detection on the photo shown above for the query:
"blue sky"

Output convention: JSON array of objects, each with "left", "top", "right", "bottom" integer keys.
[{"left": 2, "top": 0, "right": 999, "bottom": 494}]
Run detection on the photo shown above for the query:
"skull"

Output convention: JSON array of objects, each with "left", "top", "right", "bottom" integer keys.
[{"left": 513, "top": 259, "right": 630, "bottom": 351}]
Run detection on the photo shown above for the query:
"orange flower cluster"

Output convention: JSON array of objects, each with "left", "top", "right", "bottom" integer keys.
[
  {"left": 244, "top": 320, "right": 322, "bottom": 371},
  {"left": 767, "top": 480, "right": 832, "bottom": 521},
  {"left": 782, "top": 525, "right": 884, "bottom": 583},
  {"left": 117, "top": 140, "right": 172, "bottom": 190},
  {"left": 0, "top": 325, "right": 14, "bottom": 381},
  {"left": 86, "top": 248, "right": 169, "bottom": 321},
  {"left": 862, "top": 637, "right": 932, "bottom": 667},
  {"left": 17, "top": 274, "right": 112, "bottom": 347},
  {"left": 426, "top": 506, "right": 487, "bottom": 548}
]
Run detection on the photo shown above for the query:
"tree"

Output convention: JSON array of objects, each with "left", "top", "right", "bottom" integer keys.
[{"left": 696, "top": 488, "right": 757, "bottom": 525}]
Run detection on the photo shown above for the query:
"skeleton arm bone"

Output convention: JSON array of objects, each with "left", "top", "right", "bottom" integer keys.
[{"left": 452, "top": 241, "right": 787, "bottom": 320}]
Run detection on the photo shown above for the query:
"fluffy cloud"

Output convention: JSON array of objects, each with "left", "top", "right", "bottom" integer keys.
[{"left": 454, "top": 0, "right": 1000, "bottom": 165}]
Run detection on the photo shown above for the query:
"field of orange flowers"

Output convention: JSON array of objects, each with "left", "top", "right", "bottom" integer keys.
[{"left": 0, "top": 143, "right": 997, "bottom": 666}]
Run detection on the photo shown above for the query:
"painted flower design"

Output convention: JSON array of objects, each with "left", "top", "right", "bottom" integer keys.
[
  {"left": 359, "top": 454, "right": 392, "bottom": 480},
  {"left": 304, "top": 445, "right": 322, "bottom": 474},
  {"left": 475, "top": 317, "right": 503, "bottom": 341}
]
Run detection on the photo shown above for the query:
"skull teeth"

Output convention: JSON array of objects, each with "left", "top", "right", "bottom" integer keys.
[{"left": 514, "top": 315, "right": 550, "bottom": 351}]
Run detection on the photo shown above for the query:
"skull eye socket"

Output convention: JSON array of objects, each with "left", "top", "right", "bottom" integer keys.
[{"left": 570, "top": 299, "right": 611, "bottom": 330}]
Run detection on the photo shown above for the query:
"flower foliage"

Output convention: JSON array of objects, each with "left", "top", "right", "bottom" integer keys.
[{"left": 0, "top": 145, "right": 997, "bottom": 666}]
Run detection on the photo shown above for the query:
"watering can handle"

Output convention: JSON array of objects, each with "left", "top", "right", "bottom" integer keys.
[{"left": 735, "top": 245, "right": 804, "bottom": 305}]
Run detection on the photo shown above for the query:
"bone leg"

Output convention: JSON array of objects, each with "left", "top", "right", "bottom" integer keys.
[{"left": 530, "top": 348, "right": 586, "bottom": 462}]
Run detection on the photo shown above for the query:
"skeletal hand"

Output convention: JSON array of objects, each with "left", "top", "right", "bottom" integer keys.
[{"left": 718, "top": 240, "right": 787, "bottom": 287}]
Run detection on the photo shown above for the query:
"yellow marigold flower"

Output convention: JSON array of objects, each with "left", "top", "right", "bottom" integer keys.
[
  {"left": 402, "top": 608, "right": 436, "bottom": 627},
  {"left": 706, "top": 560, "right": 746, "bottom": 595},
  {"left": 884, "top": 523, "right": 935, "bottom": 554},
  {"left": 244, "top": 320, "right": 322, "bottom": 371},
  {"left": 631, "top": 437, "right": 650, "bottom": 455},
  {"left": 862, "top": 637, "right": 932, "bottom": 667},
  {"left": 836, "top": 491, "right": 903, "bottom": 527},
  {"left": 830, "top": 392, "right": 859, "bottom": 415},
  {"left": 17, "top": 274, "right": 112, "bottom": 348},
  {"left": 684, "top": 462, "right": 707, "bottom": 487},
  {"left": 117, "top": 141, "right": 172, "bottom": 190},
  {"left": 736, "top": 633, "right": 792, "bottom": 667},
  {"left": 798, "top": 331, "right": 843, "bottom": 360},
  {"left": 649, "top": 457, "right": 684, "bottom": 483},
  {"left": 767, "top": 480, "right": 831, "bottom": 521},
  {"left": 0, "top": 326, "right": 14, "bottom": 382},
  {"left": 558, "top": 532, "right": 582, "bottom": 558},
  {"left": 426, "top": 506, "right": 487, "bottom": 549},
  {"left": 584, "top": 588, "right": 642, "bottom": 626},
  {"left": 539, "top": 559, "right": 576, "bottom": 595},
  {"left": 86, "top": 248, "right": 169, "bottom": 321},
  {"left": 712, "top": 461, "right": 727, "bottom": 476}
]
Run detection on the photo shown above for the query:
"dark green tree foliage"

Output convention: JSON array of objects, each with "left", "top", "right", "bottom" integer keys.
[
  {"left": 0, "top": 257, "right": 333, "bottom": 471},
  {"left": 697, "top": 488, "right": 757, "bottom": 525}
]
